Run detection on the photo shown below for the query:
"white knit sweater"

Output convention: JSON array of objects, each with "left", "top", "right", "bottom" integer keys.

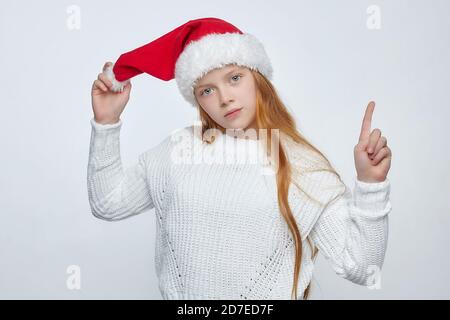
[{"left": 87, "top": 117, "right": 392, "bottom": 300}]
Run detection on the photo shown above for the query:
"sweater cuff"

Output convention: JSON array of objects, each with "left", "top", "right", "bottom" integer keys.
[
  {"left": 90, "top": 117, "right": 122, "bottom": 131},
  {"left": 89, "top": 117, "right": 122, "bottom": 154},
  {"left": 350, "top": 177, "right": 391, "bottom": 220}
]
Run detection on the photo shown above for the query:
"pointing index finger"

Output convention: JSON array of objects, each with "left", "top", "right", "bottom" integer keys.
[{"left": 359, "top": 101, "right": 375, "bottom": 142}]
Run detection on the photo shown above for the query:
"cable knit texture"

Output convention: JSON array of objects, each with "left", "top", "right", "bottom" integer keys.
[{"left": 87, "top": 118, "right": 392, "bottom": 300}]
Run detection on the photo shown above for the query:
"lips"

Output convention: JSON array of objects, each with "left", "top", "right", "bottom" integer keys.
[{"left": 225, "top": 107, "right": 243, "bottom": 117}]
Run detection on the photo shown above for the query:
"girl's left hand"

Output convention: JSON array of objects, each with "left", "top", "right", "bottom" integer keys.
[{"left": 354, "top": 101, "right": 392, "bottom": 183}]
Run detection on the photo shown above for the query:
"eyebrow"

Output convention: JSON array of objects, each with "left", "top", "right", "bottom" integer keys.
[{"left": 196, "top": 67, "right": 243, "bottom": 90}]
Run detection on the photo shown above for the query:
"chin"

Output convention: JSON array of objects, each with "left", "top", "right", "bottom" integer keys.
[{"left": 224, "top": 122, "right": 249, "bottom": 131}]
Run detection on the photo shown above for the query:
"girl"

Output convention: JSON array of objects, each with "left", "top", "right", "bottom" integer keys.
[{"left": 88, "top": 17, "right": 392, "bottom": 300}]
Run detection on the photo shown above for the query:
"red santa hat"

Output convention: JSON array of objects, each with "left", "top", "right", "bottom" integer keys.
[{"left": 104, "top": 17, "right": 273, "bottom": 107}]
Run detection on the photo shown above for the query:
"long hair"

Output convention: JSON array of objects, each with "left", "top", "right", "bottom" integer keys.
[{"left": 194, "top": 65, "right": 345, "bottom": 300}]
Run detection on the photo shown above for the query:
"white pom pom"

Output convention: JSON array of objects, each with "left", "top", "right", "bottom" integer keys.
[{"left": 104, "top": 63, "right": 130, "bottom": 92}]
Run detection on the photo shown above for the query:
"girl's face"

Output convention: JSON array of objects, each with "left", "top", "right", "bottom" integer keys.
[{"left": 194, "top": 64, "right": 257, "bottom": 131}]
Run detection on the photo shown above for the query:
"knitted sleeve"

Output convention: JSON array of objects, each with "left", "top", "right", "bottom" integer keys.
[
  {"left": 87, "top": 118, "right": 155, "bottom": 221},
  {"left": 309, "top": 177, "right": 392, "bottom": 286}
]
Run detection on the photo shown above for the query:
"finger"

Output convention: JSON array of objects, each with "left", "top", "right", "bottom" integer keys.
[
  {"left": 370, "top": 136, "right": 387, "bottom": 159},
  {"left": 371, "top": 146, "right": 389, "bottom": 165},
  {"left": 359, "top": 101, "right": 375, "bottom": 142},
  {"left": 378, "top": 147, "right": 392, "bottom": 165},
  {"left": 93, "top": 79, "right": 108, "bottom": 92},
  {"left": 103, "top": 61, "right": 113, "bottom": 72},
  {"left": 98, "top": 73, "right": 113, "bottom": 89},
  {"left": 123, "top": 81, "right": 132, "bottom": 91},
  {"left": 367, "top": 129, "right": 381, "bottom": 154}
]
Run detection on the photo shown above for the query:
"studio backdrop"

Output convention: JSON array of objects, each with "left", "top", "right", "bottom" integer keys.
[{"left": 0, "top": 0, "right": 449, "bottom": 299}]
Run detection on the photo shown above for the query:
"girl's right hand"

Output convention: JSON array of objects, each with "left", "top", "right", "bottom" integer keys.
[{"left": 91, "top": 61, "right": 132, "bottom": 124}]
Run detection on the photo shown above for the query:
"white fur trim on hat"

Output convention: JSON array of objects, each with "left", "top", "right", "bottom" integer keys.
[
  {"left": 174, "top": 32, "right": 273, "bottom": 108},
  {"left": 104, "top": 63, "right": 130, "bottom": 92}
]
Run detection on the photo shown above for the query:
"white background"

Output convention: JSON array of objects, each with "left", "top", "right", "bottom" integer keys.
[{"left": 0, "top": 0, "right": 449, "bottom": 299}]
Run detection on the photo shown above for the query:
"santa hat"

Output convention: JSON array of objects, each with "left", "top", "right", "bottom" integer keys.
[{"left": 104, "top": 17, "right": 273, "bottom": 108}]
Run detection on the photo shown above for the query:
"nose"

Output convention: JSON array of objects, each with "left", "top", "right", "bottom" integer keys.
[{"left": 219, "top": 87, "right": 234, "bottom": 107}]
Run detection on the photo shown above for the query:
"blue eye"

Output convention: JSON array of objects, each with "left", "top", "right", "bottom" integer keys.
[
  {"left": 200, "top": 74, "right": 242, "bottom": 97},
  {"left": 202, "top": 88, "right": 213, "bottom": 96},
  {"left": 231, "top": 74, "right": 242, "bottom": 82}
]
